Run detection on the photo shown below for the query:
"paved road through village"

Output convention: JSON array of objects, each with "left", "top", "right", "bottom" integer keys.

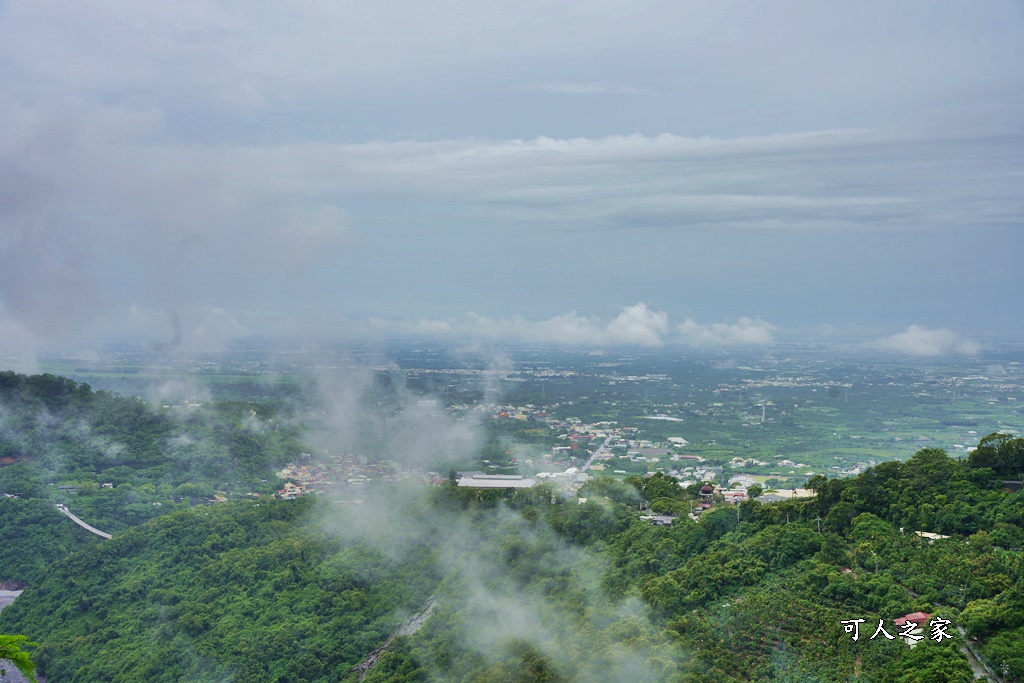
[{"left": 580, "top": 434, "right": 615, "bottom": 473}]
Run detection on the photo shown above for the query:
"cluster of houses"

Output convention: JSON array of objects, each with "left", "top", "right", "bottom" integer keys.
[{"left": 273, "top": 453, "right": 430, "bottom": 499}]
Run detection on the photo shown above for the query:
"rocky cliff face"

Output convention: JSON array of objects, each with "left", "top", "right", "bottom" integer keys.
[
  {"left": 0, "top": 660, "right": 35, "bottom": 683},
  {"left": 0, "top": 591, "right": 35, "bottom": 682}
]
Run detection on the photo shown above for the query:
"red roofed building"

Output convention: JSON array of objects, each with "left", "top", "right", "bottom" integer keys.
[
  {"left": 893, "top": 612, "right": 930, "bottom": 626},
  {"left": 894, "top": 612, "right": 930, "bottom": 648}
]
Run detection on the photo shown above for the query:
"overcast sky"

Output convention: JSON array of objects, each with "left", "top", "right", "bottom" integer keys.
[{"left": 1, "top": 0, "right": 1021, "bottom": 359}]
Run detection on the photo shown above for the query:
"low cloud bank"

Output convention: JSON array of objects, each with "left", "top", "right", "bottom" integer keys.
[
  {"left": 870, "top": 325, "right": 981, "bottom": 356},
  {"left": 677, "top": 316, "right": 775, "bottom": 347},
  {"left": 373, "top": 303, "right": 773, "bottom": 348}
]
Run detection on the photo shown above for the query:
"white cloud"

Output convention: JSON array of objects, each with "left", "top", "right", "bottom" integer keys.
[
  {"left": 2, "top": 94, "right": 1017, "bottom": 351},
  {"left": 372, "top": 303, "right": 670, "bottom": 346},
  {"left": 605, "top": 303, "right": 669, "bottom": 346},
  {"left": 676, "top": 317, "right": 775, "bottom": 347},
  {"left": 870, "top": 325, "right": 981, "bottom": 356},
  {"left": 174, "top": 127, "right": 1018, "bottom": 237},
  {"left": 369, "top": 305, "right": 783, "bottom": 349}
]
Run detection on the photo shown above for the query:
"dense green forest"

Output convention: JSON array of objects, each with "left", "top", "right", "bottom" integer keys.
[
  {"left": 2, "top": 372, "right": 1023, "bottom": 682},
  {"left": 0, "top": 371, "right": 304, "bottom": 583},
  {"left": 4, "top": 452, "right": 1024, "bottom": 682},
  {"left": 2, "top": 496, "right": 438, "bottom": 682},
  {"left": 0, "top": 371, "right": 302, "bottom": 494},
  {"left": 364, "top": 454, "right": 1024, "bottom": 683}
]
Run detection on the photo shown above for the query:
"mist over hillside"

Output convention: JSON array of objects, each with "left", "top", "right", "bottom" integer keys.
[{"left": 0, "top": 350, "right": 1021, "bottom": 681}]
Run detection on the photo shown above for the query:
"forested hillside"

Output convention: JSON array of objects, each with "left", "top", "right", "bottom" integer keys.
[
  {"left": 3, "top": 448, "right": 1023, "bottom": 682},
  {"left": 1, "top": 496, "right": 438, "bottom": 682},
  {"left": 1, "top": 373, "right": 1023, "bottom": 682},
  {"left": 367, "top": 458, "right": 1024, "bottom": 683},
  {"left": 0, "top": 372, "right": 303, "bottom": 584},
  {"left": 0, "top": 371, "right": 302, "bottom": 494}
]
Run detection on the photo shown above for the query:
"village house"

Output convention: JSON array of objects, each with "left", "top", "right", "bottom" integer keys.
[{"left": 893, "top": 612, "right": 930, "bottom": 647}]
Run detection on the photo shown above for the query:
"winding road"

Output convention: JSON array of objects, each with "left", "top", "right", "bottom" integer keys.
[{"left": 55, "top": 504, "right": 112, "bottom": 539}]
